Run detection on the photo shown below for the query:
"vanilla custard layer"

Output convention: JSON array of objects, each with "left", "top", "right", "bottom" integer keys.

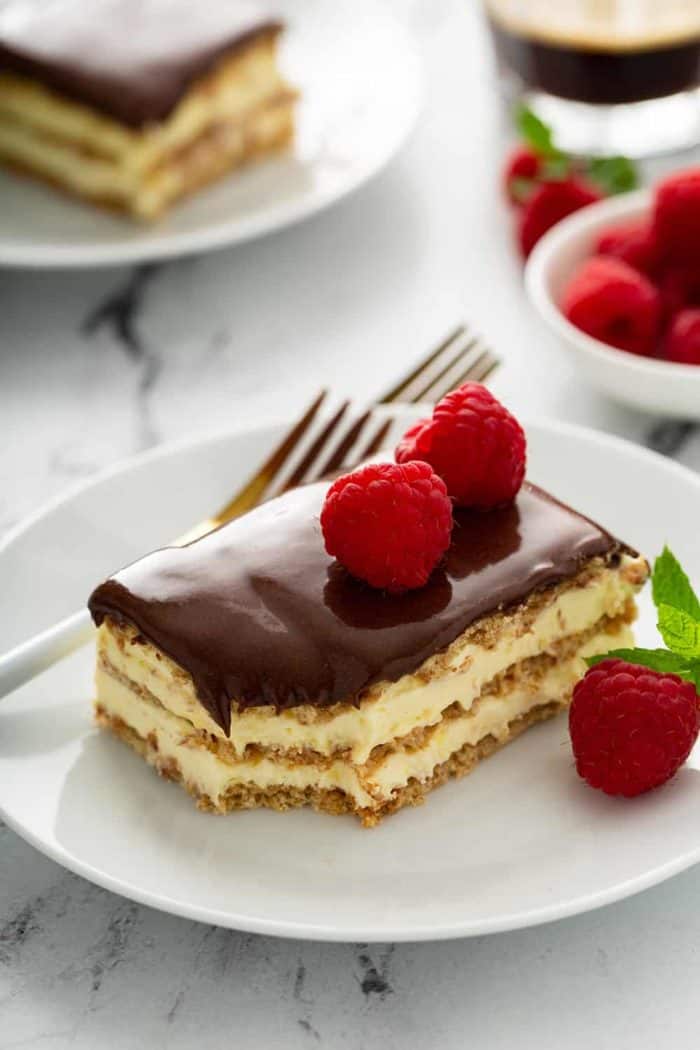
[
  {"left": 98, "top": 554, "right": 645, "bottom": 764},
  {"left": 0, "top": 97, "right": 293, "bottom": 217},
  {"left": 96, "top": 622, "right": 632, "bottom": 810}
]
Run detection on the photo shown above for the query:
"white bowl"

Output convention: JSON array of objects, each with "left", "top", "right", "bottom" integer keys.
[{"left": 525, "top": 188, "right": 700, "bottom": 419}]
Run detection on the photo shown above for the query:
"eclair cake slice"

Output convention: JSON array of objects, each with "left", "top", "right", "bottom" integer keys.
[
  {"left": 0, "top": 0, "right": 296, "bottom": 219},
  {"left": 88, "top": 481, "right": 648, "bottom": 826}
]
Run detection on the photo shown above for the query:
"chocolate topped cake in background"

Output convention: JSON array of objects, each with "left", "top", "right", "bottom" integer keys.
[{"left": 0, "top": 0, "right": 297, "bottom": 219}]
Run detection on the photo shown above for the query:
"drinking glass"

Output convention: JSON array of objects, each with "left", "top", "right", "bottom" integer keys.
[{"left": 484, "top": 0, "right": 700, "bottom": 156}]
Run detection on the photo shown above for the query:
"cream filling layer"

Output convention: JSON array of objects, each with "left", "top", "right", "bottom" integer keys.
[
  {"left": 0, "top": 96, "right": 292, "bottom": 213},
  {"left": 98, "top": 556, "right": 643, "bottom": 764},
  {"left": 96, "top": 623, "right": 633, "bottom": 810}
]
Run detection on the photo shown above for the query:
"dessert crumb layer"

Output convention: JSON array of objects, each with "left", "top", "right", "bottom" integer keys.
[{"left": 97, "top": 700, "right": 563, "bottom": 827}]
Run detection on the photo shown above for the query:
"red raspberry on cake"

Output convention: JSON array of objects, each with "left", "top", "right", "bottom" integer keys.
[
  {"left": 561, "top": 255, "right": 661, "bottom": 356},
  {"left": 395, "top": 383, "right": 526, "bottom": 509},
  {"left": 570, "top": 658, "right": 700, "bottom": 797},
  {"left": 663, "top": 308, "right": 700, "bottom": 365},
  {"left": 518, "top": 176, "right": 602, "bottom": 257},
  {"left": 320, "top": 460, "right": 453, "bottom": 593},
  {"left": 503, "top": 145, "right": 542, "bottom": 205},
  {"left": 653, "top": 168, "right": 700, "bottom": 266},
  {"left": 594, "top": 219, "right": 658, "bottom": 277}
]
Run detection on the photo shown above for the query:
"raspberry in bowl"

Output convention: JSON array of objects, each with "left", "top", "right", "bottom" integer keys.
[{"left": 524, "top": 185, "right": 700, "bottom": 419}]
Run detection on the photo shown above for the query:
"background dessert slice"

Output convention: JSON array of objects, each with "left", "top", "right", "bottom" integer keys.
[
  {"left": 88, "top": 480, "right": 648, "bottom": 825},
  {"left": 0, "top": 0, "right": 296, "bottom": 219}
]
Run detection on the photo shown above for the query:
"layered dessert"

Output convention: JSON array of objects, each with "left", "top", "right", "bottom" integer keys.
[
  {"left": 88, "top": 480, "right": 648, "bottom": 826},
  {"left": 0, "top": 0, "right": 296, "bottom": 219}
]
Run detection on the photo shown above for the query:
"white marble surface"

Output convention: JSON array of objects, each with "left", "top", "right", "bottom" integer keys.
[{"left": 2, "top": 2, "right": 700, "bottom": 1047}]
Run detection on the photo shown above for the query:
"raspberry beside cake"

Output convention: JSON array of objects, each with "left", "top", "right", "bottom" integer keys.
[
  {"left": 0, "top": 0, "right": 295, "bottom": 219},
  {"left": 88, "top": 480, "right": 648, "bottom": 826}
]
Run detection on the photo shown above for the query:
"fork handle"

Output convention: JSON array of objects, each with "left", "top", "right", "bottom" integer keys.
[{"left": 0, "top": 608, "right": 94, "bottom": 700}]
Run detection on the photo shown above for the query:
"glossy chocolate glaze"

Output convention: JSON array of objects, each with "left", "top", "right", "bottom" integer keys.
[
  {"left": 89, "top": 481, "right": 620, "bottom": 734},
  {"left": 0, "top": 0, "right": 282, "bottom": 127}
]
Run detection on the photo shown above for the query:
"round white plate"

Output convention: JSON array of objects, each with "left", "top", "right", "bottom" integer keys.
[
  {"left": 0, "top": 0, "right": 422, "bottom": 268},
  {"left": 2, "top": 413, "right": 700, "bottom": 942}
]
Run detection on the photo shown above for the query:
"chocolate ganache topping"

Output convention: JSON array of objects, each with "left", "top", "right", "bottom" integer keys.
[
  {"left": 0, "top": 0, "right": 282, "bottom": 127},
  {"left": 88, "top": 480, "right": 620, "bottom": 734}
]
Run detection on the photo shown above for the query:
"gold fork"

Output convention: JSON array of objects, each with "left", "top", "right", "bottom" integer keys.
[
  {"left": 177, "top": 324, "right": 500, "bottom": 543},
  {"left": 0, "top": 325, "right": 500, "bottom": 699}
]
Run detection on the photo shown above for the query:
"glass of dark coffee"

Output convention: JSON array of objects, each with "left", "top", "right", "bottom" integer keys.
[{"left": 485, "top": 1, "right": 700, "bottom": 156}]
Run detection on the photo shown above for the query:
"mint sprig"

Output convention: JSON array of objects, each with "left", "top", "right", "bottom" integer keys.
[
  {"left": 586, "top": 546, "right": 700, "bottom": 691},
  {"left": 515, "top": 104, "right": 560, "bottom": 158},
  {"left": 514, "top": 105, "right": 638, "bottom": 196},
  {"left": 652, "top": 545, "right": 700, "bottom": 620},
  {"left": 509, "top": 176, "right": 536, "bottom": 204},
  {"left": 540, "top": 156, "right": 571, "bottom": 181},
  {"left": 586, "top": 155, "right": 638, "bottom": 196},
  {"left": 657, "top": 604, "right": 700, "bottom": 661},
  {"left": 587, "top": 647, "right": 691, "bottom": 675}
]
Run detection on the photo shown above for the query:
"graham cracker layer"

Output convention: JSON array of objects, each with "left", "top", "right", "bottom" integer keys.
[{"left": 96, "top": 699, "right": 563, "bottom": 827}]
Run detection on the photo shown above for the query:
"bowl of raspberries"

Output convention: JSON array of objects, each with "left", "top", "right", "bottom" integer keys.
[{"left": 525, "top": 170, "right": 700, "bottom": 419}]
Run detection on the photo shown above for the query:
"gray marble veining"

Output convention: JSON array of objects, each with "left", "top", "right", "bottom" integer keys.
[
  {"left": 2, "top": 2, "right": 700, "bottom": 1047},
  {"left": 4, "top": 820, "right": 700, "bottom": 1050}
]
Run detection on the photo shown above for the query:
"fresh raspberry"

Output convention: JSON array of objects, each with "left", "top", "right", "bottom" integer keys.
[
  {"left": 663, "top": 308, "right": 700, "bottom": 365},
  {"left": 518, "top": 176, "right": 602, "bottom": 257},
  {"left": 594, "top": 219, "right": 659, "bottom": 277},
  {"left": 561, "top": 255, "right": 661, "bottom": 356},
  {"left": 658, "top": 265, "right": 700, "bottom": 318},
  {"left": 320, "top": 461, "right": 452, "bottom": 593},
  {"left": 395, "top": 383, "right": 526, "bottom": 509},
  {"left": 503, "top": 145, "right": 542, "bottom": 205},
  {"left": 653, "top": 168, "right": 700, "bottom": 266},
  {"left": 570, "top": 659, "right": 700, "bottom": 797}
]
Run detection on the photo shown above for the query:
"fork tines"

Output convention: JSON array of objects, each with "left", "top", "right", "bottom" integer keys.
[
  {"left": 274, "top": 397, "right": 385, "bottom": 496},
  {"left": 378, "top": 324, "right": 500, "bottom": 406},
  {"left": 199, "top": 323, "right": 502, "bottom": 536}
]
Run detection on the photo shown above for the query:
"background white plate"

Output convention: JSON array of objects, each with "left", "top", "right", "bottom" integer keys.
[
  {"left": 0, "top": 0, "right": 422, "bottom": 268},
  {"left": 2, "top": 412, "right": 700, "bottom": 942}
]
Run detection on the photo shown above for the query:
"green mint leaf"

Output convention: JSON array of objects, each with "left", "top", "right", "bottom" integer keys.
[
  {"left": 515, "top": 104, "right": 557, "bottom": 157},
  {"left": 586, "top": 155, "right": 639, "bottom": 195},
  {"left": 585, "top": 648, "right": 692, "bottom": 674},
  {"left": 657, "top": 603, "right": 700, "bottom": 660},
  {"left": 510, "top": 176, "right": 535, "bottom": 204},
  {"left": 585, "top": 648, "right": 700, "bottom": 694},
  {"left": 652, "top": 546, "right": 700, "bottom": 621},
  {"left": 540, "top": 156, "right": 571, "bottom": 181},
  {"left": 584, "top": 548, "right": 700, "bottom": 696},
  {"left": 683, "top": 662, "right": 700, "bottom": 691}
]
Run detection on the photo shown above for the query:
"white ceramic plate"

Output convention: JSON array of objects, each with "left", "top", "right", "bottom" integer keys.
[
  {"left": 525, "top": 188, "right": 700, "bottom": 419},
  {"left": 0, "top": 0, "right": 422, "bottom": 268},
  {"left": 2, "top": 412, "right": 700, "bottom": 942}
]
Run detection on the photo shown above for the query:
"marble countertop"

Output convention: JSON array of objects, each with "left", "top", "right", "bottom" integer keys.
[{"left": 2, "top": 2, "right": 700, "bottom": 1047}]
